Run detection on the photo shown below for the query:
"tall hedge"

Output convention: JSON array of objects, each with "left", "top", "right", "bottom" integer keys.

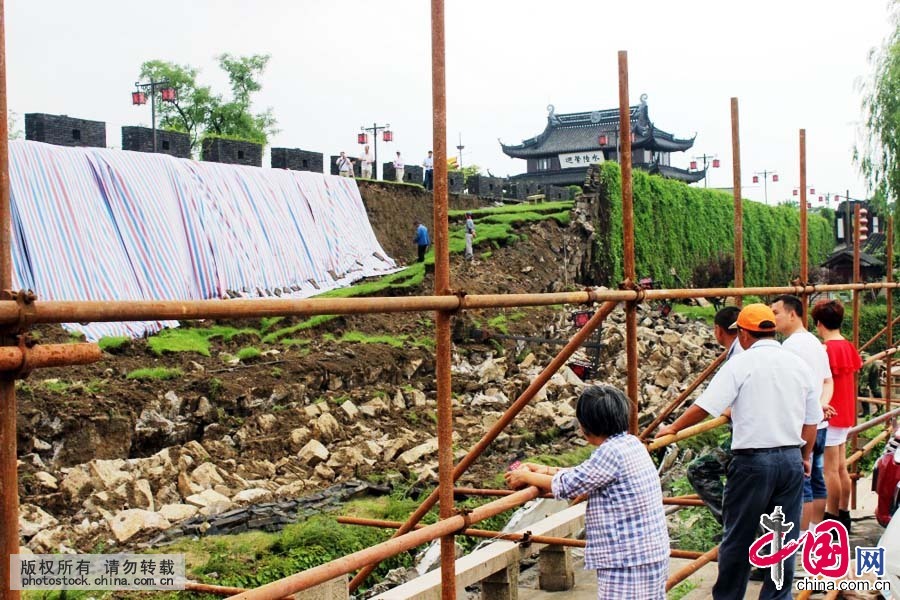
[{"left": 595, "top": 162, "right": 834, "bottom": 288}]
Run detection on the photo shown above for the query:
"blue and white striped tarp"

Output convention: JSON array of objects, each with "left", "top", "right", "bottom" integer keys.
[{"left": 7, "top": 140, "right": 397, "bottom": 341}]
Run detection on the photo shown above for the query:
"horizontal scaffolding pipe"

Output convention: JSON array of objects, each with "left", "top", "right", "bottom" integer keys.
[
  {"left": 226, "top": 486, "right": 540, "bottom": 600},
  {"left": 666, "top": 546, "right": 719, "bottom": 591},
  {"left": 848, "top": 406, "right": 900, "bottom": 435},
  {"left": 450, "top": 487, "right": 703, "bottom": 506},
  {"left": 859, "top": 313, "right": 900, "bottom": 353},
  {"left": 846, "top": 430, "right": 890, "bottom": 466},
  {"left": 0, "top": 343, "right": 101, "bottom": 372},
  {"left": 647, "top": 416, "right": 730, "bottom": 452},
  {"left": 865, "top": 345, "right": 900, "bottom": 365},
  {"left": 2, "top": 282, "right": 898, "bottom": 325},
  {"left": 336, "top": 517, "right": 711, "bottom": 560}
]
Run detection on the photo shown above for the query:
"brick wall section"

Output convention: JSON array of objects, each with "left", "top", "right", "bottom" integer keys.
[
  {"left": 25, "top": 113, "right": 106, "bottom": 148},
  {"left": 121, "top": 126, "right": 191, "bottom": 158},
  {"left": 466, "top": 175, "right": 505, "bottom": 199},
  {"left": 201, "top": 138, "right": 262, "bottom": 167},
  {"left": 544, "top": 185, "right": 571, "bottom": 201},
  {"left": 448, "top": 171, "right": 465, "bottom": 193},
  {"left": 271, "top": 148, "right": 324, "bottom": 173},
  {"left": 383, "top": 162, "right": 424, "bottom": 185}
]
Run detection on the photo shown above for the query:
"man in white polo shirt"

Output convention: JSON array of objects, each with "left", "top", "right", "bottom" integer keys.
[
  {"left": 359, "top": 145, "right": 373, "bottom": 179},
  {"left": 657, "top": 304, "right": 822, "bottom": 600},
  {"left": 771, "top": 294, "right": 833, "bottom": 536}
]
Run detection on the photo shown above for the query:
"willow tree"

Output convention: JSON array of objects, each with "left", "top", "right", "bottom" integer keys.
[{"left": 857, "top": 2, "right": 900, "bottom": 209}]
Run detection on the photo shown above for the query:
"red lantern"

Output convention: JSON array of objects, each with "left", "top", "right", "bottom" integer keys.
[
  {"left": 131, "top": 91, "right": 147, "bottom": 105},
  {"left": 690, "top": 160, "right": 698, "bottom": 170},
  {"left": 160, "top": 87, "right": 176, "bottom": 102},
  {"left": 383, "top": 130, "right": 393, "bottom": 142},
  {"left": 772, "top": 174, "right": 779, "bottom": 182},
  {"left": 752, "top": 175, "right": 759, "bottom": 184},
  {"left": 358, "top": 133, "right": 368, "bottom": 145},
  {"left": 819, "top": 196, "right": 824, "bottom": 202},
  {"left": 598, "top": 134, "right": 608, "bottom": 146},
  {"left": 809, "top": 188, "right": 815, "bottom": 195},
  {"left": 793, "top": 189, "right": 798, "bottom": 196},
  {"left": 834, "top": 195, "right": 840, "bottom": 202},
  {"left": 808, "top": 202, "right": 812, "bottom": 208},
  {"left": 712, "top": 159, "right": 720, "bottom": 168}
]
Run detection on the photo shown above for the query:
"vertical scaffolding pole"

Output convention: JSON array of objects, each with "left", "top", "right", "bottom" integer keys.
[
  {"left": 731, "top": 98, "right": 743, "bottom": 303},
  {"left": 851, "top": 204, "right": 861, "bottom": 509},
  {"left": 888, "top": 216, "right": 894, "bottom": 423},
  {"left": 0, "top": 1, "right": 19, "bottom": 598},
  {"left": 799, "top": 130, "right": 808, "bottom": 319},
  {"left": 429, "top": 2, "right": 455, "bottom": 598},
  {"left": 618, "top": 51, "right": 638, "bottom": 434}
]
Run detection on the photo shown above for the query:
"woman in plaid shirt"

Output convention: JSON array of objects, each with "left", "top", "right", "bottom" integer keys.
[{"left": 506, "top": 385, "right": 669, "bottom": 599}]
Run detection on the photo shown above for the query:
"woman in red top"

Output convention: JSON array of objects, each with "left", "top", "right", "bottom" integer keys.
[{"left": 811, "top": 299, "right": 862, "bottom": 532}]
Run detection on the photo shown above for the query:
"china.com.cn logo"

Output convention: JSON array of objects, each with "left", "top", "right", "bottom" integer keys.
[{"left": 747, "top": 506, "right": 886, "bottom": 590}]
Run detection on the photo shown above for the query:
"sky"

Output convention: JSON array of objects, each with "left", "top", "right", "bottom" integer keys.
[{"left": 6, "top": 0, "right": 895, "bottom": 206}]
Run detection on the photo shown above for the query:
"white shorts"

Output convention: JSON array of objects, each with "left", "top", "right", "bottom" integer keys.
[{"left": 825, "top": 426, "right": 850, "bottom": 447}]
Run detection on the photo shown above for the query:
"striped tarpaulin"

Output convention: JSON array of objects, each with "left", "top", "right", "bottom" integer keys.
[{"left": 7, "top": 140, "right": 396, "bottom": 340}]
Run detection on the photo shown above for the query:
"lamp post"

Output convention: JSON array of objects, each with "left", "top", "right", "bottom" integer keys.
[
  {"left": 456, "top": 133, "right": 465, "bottom": 169},
  {"left": 752, "top": 169, "right": 779, "bottom": 205},
  {"left": 131, "top": 79, "right": 177, "bottom": 153},
  {"left": 359, "top": 123, "right": 393, "bottom": 180},
  {"left": 689, "top": 153, "right": 720, "bottom": 188}
]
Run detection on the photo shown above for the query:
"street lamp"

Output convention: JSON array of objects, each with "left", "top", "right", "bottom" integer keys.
[
  {"left": 689, "top": 153, "right": 720, "bottom": 188},
  {"left": 752, "top": 169, "right": 778, "bottom": 205},
  {"left": 132, "top": 79, "right": 177, "bottom": 153},
  {"left": 359, "top": 123, "right": 393, "bottom": 180}
]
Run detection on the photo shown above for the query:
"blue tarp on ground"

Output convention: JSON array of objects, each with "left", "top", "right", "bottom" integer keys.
[{"left": 8, "top": 140, "right": 396, "bottom": 340}]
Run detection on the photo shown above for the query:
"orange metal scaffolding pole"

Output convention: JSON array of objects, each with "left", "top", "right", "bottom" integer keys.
[
  {"left": 799, "top": 129, "right": 809, "bottom": 318},
  {"left": 732, "top": 98, "right": 743, "bottom": 302}
]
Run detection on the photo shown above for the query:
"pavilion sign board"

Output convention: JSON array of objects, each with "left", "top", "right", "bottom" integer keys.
[{"left": 558, "top": 151, "right": 604, "bottom": 167}]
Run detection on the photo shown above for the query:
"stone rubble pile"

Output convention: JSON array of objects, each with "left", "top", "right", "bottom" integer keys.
[{"left": 18, "top": 305, "right": 718, "bottom": 553}]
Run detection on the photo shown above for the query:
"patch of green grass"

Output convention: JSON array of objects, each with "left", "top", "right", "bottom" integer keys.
[
  {"left": 126, "top": 367, "right": 183, "bottom": 381},
  {"left": 236, "top": 347, "right": 262, "bottom": 362},
  {"left": 97, "top": 336, "right": 129, "bottom": 352},
  {"left": 487, "top": 315, "right": 509, "bottom": 334},
  {"left": 259, "top": 317, "right": 284, "bottom": 332},
  {"left": 147, "top": 325, "right": 257, "bottom": 357},
  {"left": 668, "top": 580, "right": 699, "bottom": 600},
  {"left": 340, "top": 331, "right": 407, "bottom": 348},
  {"left": 281, "top": 338, "right": 310, "bottom": 347},
  {"left": 526, "top": 445, "right": 595, "bottom": 468},
  {"left": 262, "top": 315, "right": 338, "bottom": 343},
  {"left": 673, "top": 304, "right": 717, "bottom": 325},
  {"left": 270, "top": 367, "right": 283, "bottom": 378},
  {"left": 40, "top": 379, "right": 69, "bottom": 394},
  {"left": 480, "top": 251, "right": 493, "bottom": 259},
  {"left": 448, "top": 201, "right": 573, "bottom": 218}
]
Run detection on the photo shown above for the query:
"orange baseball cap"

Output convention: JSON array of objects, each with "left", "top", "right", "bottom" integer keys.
[{"left": 729, "top": 303, "right": 777, "bottom": 332}]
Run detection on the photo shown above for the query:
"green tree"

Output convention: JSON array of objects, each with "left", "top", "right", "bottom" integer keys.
[
  {"left": 138, "top": 53, "right": 278, "bottom": 154},
  {"left": 856, "top": 1, "right": 900, "bottom": 206}
]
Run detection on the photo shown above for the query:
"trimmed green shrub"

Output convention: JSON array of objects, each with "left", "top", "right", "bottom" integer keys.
[{"left": 593, "top": 163, "right": 834, "bottom": 288}]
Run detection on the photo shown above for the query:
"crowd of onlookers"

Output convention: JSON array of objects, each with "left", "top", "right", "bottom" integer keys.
[
  {"left": 335, "top": 148, "right": 435, "bottom": 189},
  {"left": 504, "top": 296, "right": 865, "bottom": 599}
]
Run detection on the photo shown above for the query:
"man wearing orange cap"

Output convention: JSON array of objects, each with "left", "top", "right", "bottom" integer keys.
[{"left": 657, "top": 304, "right": 823, "bottom": 600}]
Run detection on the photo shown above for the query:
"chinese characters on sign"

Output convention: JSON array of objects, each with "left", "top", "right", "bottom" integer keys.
[
  {"left": 11, "top": 554, "right": 186, "bottom": 590},
  {"left": 558, "top": 151, "right": 605, "bottom": 167}
]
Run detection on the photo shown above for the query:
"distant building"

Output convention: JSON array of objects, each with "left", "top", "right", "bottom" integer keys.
[
  {"left": 821, "top": 199, "right": 885, "bottom": 282},
  {"left": 500, "top": 94, "right": 702, "bottom": 187}
]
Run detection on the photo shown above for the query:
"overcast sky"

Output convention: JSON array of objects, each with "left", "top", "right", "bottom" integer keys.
[{"left": 7, "top": 0, "right": 894, "bottom": 205}]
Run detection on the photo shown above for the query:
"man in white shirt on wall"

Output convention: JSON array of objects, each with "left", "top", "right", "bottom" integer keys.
[
  {"left": 336, "top": 152, "right": 354, "bottom": 177},
  {"left": 422, "top": 150, "right": 434, "bottom": 190},
  {"left": 393, "top": 152, "right": 404, "bottom": 182},
  {"left": 657, "top": 304, "right": 822, "bottom": 600},
  {"left": 771, "top": 294, "right": 834, "bottom": 536},
  {"left": 359, "top": 145, "right": 373, "bottom": 179}
]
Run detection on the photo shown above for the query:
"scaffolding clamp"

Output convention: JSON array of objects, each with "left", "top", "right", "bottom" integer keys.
[
  {"left": 1, "top": 288, "right": 37, "bottom": 336},
  {"left": 517, "top": 531, "right": 533, "bottom": 548}
]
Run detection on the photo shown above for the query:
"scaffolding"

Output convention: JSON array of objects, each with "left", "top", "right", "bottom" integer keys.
[{"left": 0, "top": 2, "right": 897, "bottom": 599}]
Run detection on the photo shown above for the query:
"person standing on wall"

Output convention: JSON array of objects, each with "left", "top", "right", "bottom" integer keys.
[
  {"left": 770, "top": 294, "right": 833, "bottom": 537},
  {"left": 394, "top": 152, "right": 405, "bottom": 182},
  {"left": 414, "top": 220, "right": 429, "bottom": 263},
  {"left": 464, "top": 212, "right": 476, "bottom": 262},
  {"left": 359, "top": 145, "right": 373, "bottom": 179},
  {"left": 336, "top": 152, "right": 354, "bottom": 178},
  {"left": 657, "top": 304, "right": 822, "bottom": 600},
  {"left": 422, "top": 150, "right": 434, "bottom": 190}
]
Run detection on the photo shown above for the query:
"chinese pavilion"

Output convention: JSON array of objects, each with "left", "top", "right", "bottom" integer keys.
[{"left": 500, "top": 95, "right": 704, "bottom": 186}]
